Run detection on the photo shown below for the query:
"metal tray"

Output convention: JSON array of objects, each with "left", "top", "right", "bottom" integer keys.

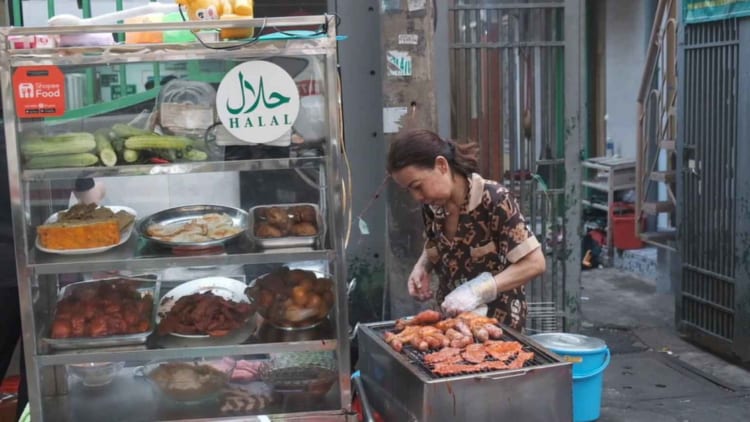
[
  {"left": 43, "top": 276, "right": 160, "bottom": 351},
  {"left": 137, "top": 204, "right": 248, "bottom": 248},
  {"left": 248, "top": 203, "right": 324, "bottom": 249}
]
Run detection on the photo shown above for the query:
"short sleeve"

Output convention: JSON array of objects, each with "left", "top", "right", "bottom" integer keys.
[{"left": 489, "top": 187, "right": 540, "bottom": 263}]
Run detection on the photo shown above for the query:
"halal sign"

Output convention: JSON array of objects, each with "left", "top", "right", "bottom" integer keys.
[{"left": 216, "top": 61, "right": 300, "bottom": 144}]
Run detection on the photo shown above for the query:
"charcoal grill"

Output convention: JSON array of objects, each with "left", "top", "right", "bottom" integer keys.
[{"left": 358, "top": 321, "right": 573, "bottom": 422}]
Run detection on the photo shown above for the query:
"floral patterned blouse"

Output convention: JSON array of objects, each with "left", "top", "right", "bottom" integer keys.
[{"left": 423, "top": 173, "right": 540, "bottom": 331}]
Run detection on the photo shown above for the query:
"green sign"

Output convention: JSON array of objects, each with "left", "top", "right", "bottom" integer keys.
[
  {"left": 110, "top": 84, "right": 136, "bottom": 100},
  {"left": 684, "top": 0, "right": 750, "bottom": 24}
]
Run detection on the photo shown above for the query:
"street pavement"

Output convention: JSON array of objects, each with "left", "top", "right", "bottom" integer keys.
[{"left": 580, "top": 268, "right": 750, "bottom": 422}]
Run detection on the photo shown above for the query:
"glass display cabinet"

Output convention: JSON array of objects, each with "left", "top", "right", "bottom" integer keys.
[{"left": 0, "top": 15, "right": 351, "bottom": 421}]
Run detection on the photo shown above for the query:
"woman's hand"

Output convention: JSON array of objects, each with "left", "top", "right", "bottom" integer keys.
[
  {"left": 441, "top": 272, "right": 497, "bottom": 315},
  {"left": 407, "top": 264, "right": 433, "bottom": 301}
]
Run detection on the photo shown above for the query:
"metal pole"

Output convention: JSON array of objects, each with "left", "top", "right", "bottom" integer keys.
[{"left": 563, "top": 0, "right": 585, "bottom": 332}]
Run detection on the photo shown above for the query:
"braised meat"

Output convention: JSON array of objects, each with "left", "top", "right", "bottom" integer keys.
[
  {"left": 158, "top": 292, "right": 255, "bottom": 337},
  {"left": 253, "top": 205, "right": 319, "bottom": 238},
  {"left": 50, "top": 280, "right": 153, "bottom": 339}
]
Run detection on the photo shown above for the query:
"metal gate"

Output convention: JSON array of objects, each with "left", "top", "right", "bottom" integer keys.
[
  {"left": 677, "top": 16, "right": 750, "bottom": 361},
  {"left": 448, "top": 0, "right": 581, "bottom": 333}
]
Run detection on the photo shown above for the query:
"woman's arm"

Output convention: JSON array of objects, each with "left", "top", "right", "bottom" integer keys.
[
  {"left": 440, "top": 247, "right": 545, "bottom": 314},
  {"left": 408, "top": 247, "right": 434, "bottom": 301},
  {"left": 415, "top": 247, "right": 433, "bottom": 273},
  {"left": 492, "top": 247, "right": 546, "bottom": 292}
]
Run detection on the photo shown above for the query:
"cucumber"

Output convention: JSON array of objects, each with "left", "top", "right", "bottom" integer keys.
[
  {"left": 124, "top": 135, "right": 193, "bottom": 150},
  {"left": 94, "top": 129, "right": 117, "bottom": 167},
  {"left": 21, "top": 133, "right": 96, "bottom": 157},
  {"left": 185, "top": 149, "right": 208, "bottom": 161},
  {"left": 26, "top": 153, "right": 99, "bottom": 169},
  {"left": 122, "top": 149, "right": 139, "bottom": 163},
  {"left": 111, "top": 123, "right": 154, "bottom": 138}
]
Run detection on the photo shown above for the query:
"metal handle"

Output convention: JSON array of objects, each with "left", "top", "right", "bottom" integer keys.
[
  {"left": 352, "top": 372, "right": 376, "bottom": 422},
  {"left": 479, "top": 369, "right": 528, "bottom": 381}
]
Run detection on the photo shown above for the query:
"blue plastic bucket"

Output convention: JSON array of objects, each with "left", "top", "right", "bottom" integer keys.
[{"left": 530, "top": 333, "right": 610, "bottom": 422}]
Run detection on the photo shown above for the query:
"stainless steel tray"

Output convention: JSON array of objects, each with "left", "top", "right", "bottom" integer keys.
[
  {"left": 43, "top": 277, "right": 160, "bottom": 351},
  {"left": 248, "top": 203, "right": 324, "bottom": 249},
  {"left": 136, "top": 204, "right": 249, "bottom": 248}
]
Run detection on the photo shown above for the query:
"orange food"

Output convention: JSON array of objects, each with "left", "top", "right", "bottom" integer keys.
[
  {"left": 291, "top": 286, "right": 309, "bottom": 307},
  {"left": 38, "top": 219, "right": 120, "bottom": 250}
]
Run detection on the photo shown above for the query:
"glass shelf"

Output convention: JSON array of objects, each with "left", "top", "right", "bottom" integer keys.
[
  {"left": 22, "top": 156, "right": 325, "bottom": 182},
  {"left": 28, "top": 234, "right": 333, "bottom": 275}
]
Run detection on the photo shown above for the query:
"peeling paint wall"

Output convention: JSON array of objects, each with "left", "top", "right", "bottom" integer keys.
[{"left": 380, "top": 0, "right": 439, "bottom": 319}]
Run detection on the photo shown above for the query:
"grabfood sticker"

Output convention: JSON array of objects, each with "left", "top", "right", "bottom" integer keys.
[{"left": 216, "top": 61, "right": 300, "bottom": 144}]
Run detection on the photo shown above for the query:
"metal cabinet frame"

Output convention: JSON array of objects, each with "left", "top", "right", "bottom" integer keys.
[{"left": 1, "top": 15, "right": 352, "bottom": 421}]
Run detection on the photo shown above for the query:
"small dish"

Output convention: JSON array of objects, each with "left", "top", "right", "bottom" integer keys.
[
  {"left": 68, "top": 362, "right": 125, "bottom": 387},
  {"left": 35, "top": 205, "right": 137, "bottom": 255},
  {"left": 248, "top": 203, "right": 324, "bottom": 250},
  {"left": 261, "top": 363, "right": 336, "bottom": 399}
]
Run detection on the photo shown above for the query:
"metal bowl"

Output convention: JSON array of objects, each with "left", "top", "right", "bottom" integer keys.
[
  {"left": 137, "top": 204, "right": 248, "bottom": 248},
  {"left": 248, "top": 203, "right": 324, "bottom": 250},
  {"left": 136, "top": 359, "right": 233, "bottom": 404},
  {"left": 68, "top": 361, "right": 125, "bottom": 388},
  {"left": 246, "top": 268, "right": 334, "bottom": 331}
]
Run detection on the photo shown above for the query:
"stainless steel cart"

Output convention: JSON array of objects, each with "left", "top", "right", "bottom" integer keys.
[{"left": 1, "top": 15, "right": 351, "bottom": 421}]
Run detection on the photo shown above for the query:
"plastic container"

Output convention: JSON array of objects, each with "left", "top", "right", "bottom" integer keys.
[
  {"left": 611, "top": 203, "right": 644, "bottom": 250},
  {"left": 530, "top": 333, "right": 610, "bottom": 422}
]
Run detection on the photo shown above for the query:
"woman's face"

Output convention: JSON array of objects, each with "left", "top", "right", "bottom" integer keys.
[{"left": 391, "top": 157, "right": 454, "bottom": 206}]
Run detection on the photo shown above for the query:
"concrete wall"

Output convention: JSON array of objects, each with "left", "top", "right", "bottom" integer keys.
[{"left": 604, "top": 0, "right": 650, "bottom": 159}]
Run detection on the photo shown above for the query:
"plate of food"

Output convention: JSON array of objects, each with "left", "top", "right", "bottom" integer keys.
[
  {"left": 35, "top": 204, "right": 137, "bottom": 255},
  {"left": 248, "top": 203, "right": 324, "bottom": 250},
  {"left": 246, "top": 267, "right": 334, "bottom": 331},
  {"left": 156, "top": 277, "right": 255, "bottom": 338},
  {"left": 43, "top": 277, "right": 159, "bottom": 350},
  {"left": 137, "top": 205, "right": 248, "bottom": 248},
  {"left": 137, "top": 359, "right": 232, "bottom": 403}
]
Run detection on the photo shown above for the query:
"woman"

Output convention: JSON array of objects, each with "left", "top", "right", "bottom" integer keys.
[{"left": 387, "top": 129, "right": 546, "bottom": 331}]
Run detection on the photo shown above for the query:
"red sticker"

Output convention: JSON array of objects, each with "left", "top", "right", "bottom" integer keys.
[{"left": 13, "top": 66, "right": 66, "bottom": 118}]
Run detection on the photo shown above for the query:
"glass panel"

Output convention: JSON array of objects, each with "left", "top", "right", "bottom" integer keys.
[{"left": 39, "top": 351, "right": 340, "bottom": 421}]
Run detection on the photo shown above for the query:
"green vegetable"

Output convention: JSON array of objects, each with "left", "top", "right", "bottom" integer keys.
[
  {"left": 94, "top": 130, "right": 117, "bottom": 167},
  {"left": 185, "top": 149, "right": 208, "bottom": 161},
  {"left": 111, "top": 138, "right": 125, "bottom": 153},
  {"left": 122, "top": 149, "right": 139, "bottom": 163},
  {"left": 26, "top": 153, "right": 99, "bottom": 169},
  {"left": 154, "top": 149, "right": 178, "bottom": 162},
  {"left": 124, "top": 135, "right": 193, "bottom": 150},
  {"left": 111, "top": 123, "right": 154, "bottom": 138},
  {"left": 21, "top": 132, "right": 96, "bottom": 157}
]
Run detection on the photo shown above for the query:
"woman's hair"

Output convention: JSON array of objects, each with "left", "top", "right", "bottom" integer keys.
[{"left": 387, "top": 129, "right": 479, "bottom": 177}]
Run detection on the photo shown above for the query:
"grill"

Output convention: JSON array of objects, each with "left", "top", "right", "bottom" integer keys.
[
  {"left": 358, "top": 321, "right": 573, "bottom": 422},
  {"left": 370, "top": 324, "right": 555, "bottom": 379}
]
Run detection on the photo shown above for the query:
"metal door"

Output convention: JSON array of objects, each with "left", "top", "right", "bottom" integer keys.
[
  {"left": 448, "top": 0, "right": 583, "bottom": 332},
  {"left": 677, "top": 16, "right": 750, "bottom": 361}
]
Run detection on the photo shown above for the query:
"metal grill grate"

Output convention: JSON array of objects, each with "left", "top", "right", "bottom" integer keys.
[{"left": 373, "top": 324, "right": 558, "bottom": 380}]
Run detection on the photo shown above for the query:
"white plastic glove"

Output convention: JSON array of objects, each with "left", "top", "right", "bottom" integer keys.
[
  {"left": 441, "top": 272, "right": 498, "bottom": 316},
  {"left": 407, "top": 264, "right": 433, "bottom": 301}
]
